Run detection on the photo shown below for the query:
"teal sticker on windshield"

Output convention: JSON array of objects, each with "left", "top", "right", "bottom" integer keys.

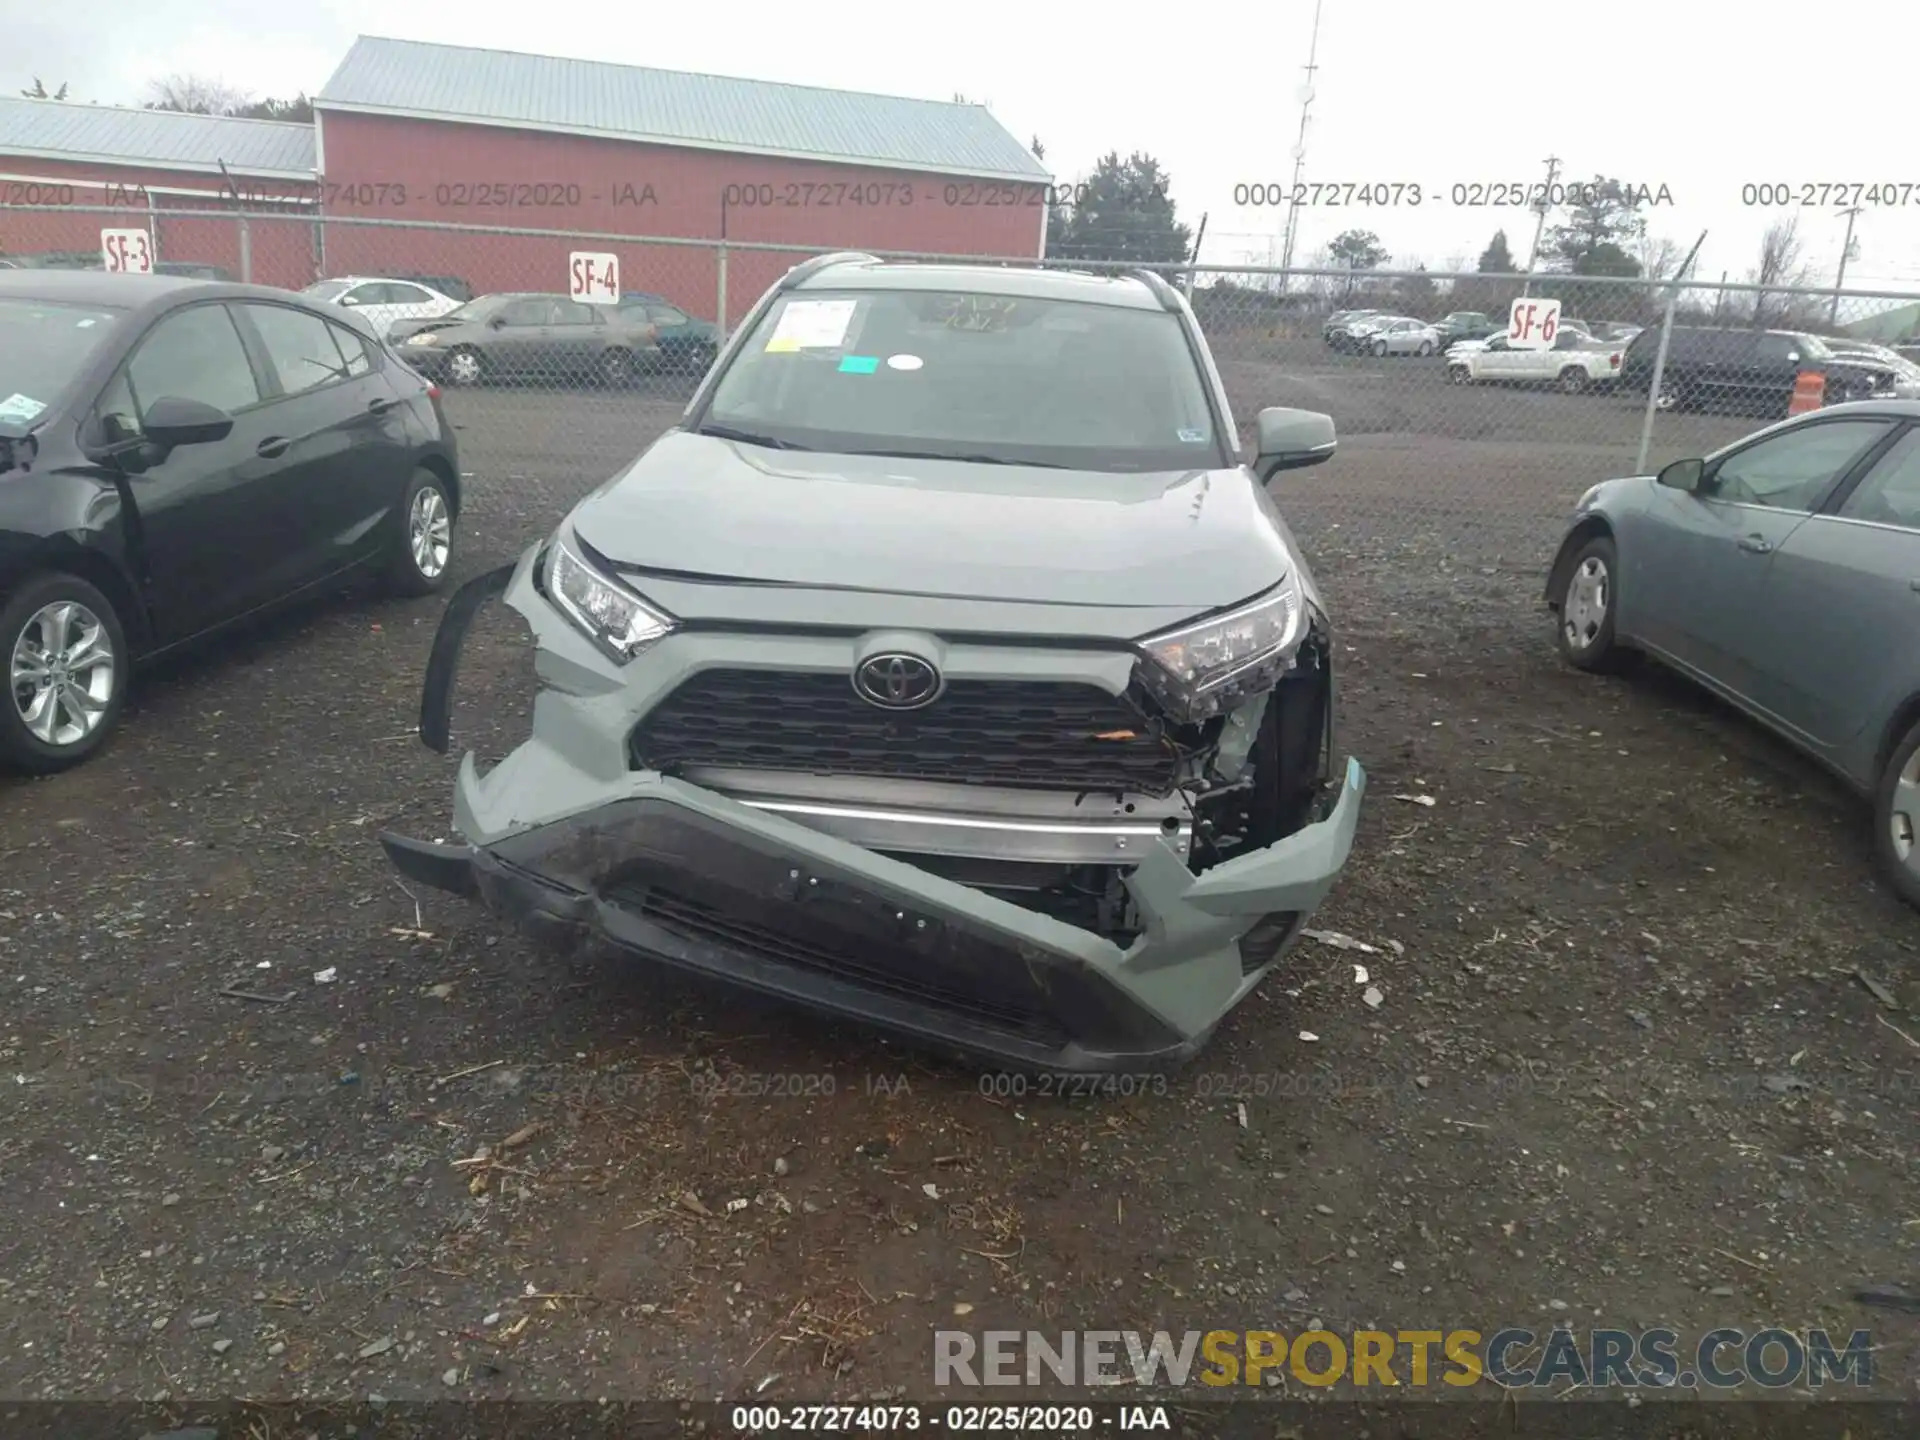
[
  {"left": 1178, "top": 428, "right": 1207, "bottom": 443},
  {"left": 0, "top": 393, "right": 46, "bottom": 425},
  {"left": 838, "top": 355, "right": 879, "bottom": 374}
]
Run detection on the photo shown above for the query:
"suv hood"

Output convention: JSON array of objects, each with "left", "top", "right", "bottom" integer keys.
[{"left": 568, "top": 430, "right": 1298, "bottom": 610}]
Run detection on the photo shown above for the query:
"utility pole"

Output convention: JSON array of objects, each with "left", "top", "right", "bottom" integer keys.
[
  {"left": 1520, "top": 154, "right": 1561, "bottom": 298},
  {"left": 1275, "top": 0, "right": 1325, "bottom": 295},
  {"left": 1831, "top": 205, "right": 1862, "bottom": 327}
]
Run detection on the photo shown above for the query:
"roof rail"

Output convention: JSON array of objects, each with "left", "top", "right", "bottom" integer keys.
[
  {"left": 1122, "top": 267, "right": 1185, "bottom": 313},
  {"left": 779, "top": 251, "right": 882, "bottom": 291}
]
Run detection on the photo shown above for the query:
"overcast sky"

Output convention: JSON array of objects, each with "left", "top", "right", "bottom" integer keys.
[{"left": 14, "top": 0, "right": 1920, "bottom": 295}]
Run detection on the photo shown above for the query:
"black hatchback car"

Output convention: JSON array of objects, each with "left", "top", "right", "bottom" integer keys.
[{"left": 0, "top": 272, "right": 460, "bottom": 773}]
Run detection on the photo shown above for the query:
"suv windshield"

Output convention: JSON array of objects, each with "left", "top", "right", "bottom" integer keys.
[
  {"left": 700, "top": 288, "right": 1220, "bottom": 472},
  {"left": 0, "top": 298, "right": 119, "bottom": 434}
]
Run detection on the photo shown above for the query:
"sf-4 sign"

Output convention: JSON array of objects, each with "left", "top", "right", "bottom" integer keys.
[
  {"left": 101, "top": 228, "right": 153, "bottom": 274},
  {"left": 569, "top": 251, "right": 619, "bottom": 305},
  {"left": 1507, "top": 296, "right": 1559, "bottom": 351}
]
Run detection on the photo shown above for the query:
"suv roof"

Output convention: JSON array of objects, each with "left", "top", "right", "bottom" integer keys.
[{"left": 790, "top": 258, "right": 1170, "bottom": 312}]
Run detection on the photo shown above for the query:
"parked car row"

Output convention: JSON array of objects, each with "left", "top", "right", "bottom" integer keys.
[
  {"left": 1323, "top": 304, "right": 1900, "bottom": 417},
  {"left": 299, "top": 275, "right": 721, "bottom": 387}
]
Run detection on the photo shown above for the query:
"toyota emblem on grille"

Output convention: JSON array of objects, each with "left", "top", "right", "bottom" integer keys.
[{"left": 854, "top": 653, "right": 942, "bottom": 710}]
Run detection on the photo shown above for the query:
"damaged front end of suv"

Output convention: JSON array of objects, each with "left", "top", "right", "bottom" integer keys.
[{"left": 381, "top": 254, "right": 1365, "bottom": 1071}]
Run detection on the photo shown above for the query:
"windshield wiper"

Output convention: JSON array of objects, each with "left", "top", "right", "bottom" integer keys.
[
  {"left": 696, "top": 423, "right": 809, "bottom": 451},
  {"left": 848, "top": 448, "right": 1066, "bottom": 468}
]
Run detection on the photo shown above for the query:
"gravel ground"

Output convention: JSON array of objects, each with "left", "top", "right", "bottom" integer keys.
[{"left": 1, "top": 352, "right": 1915, "bottom": 1413}]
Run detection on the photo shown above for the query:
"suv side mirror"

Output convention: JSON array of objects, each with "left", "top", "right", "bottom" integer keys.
[
  {"left": 143, "top": 395, "right": 233, "bottom": 448},
  {"left": 1252, "top": 406, "right": 1337, "bottom": 482},
  {"left": 1657, "top": 457, "right": 1705, "bottom": 492}
]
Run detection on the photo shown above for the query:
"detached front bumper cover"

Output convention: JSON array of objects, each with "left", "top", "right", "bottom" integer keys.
[{"left": 384, "top": 556, "right": 1367, "bottom": 1073}]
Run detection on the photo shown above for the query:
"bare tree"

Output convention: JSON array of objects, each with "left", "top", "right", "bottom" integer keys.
[
  {"left": 1637, "top": 234, "right": 1683, "bottom": 283},
  {"left": 1750, "top": 218, "right": 1812, "bottom": 328},
  {"left": 146, "top": 73, "right": 251, "bottom": 116}
]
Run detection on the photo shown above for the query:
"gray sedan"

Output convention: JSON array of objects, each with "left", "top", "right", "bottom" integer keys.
[{"left": 1544, "top": 400, "right": 1920, "bottom": 909}]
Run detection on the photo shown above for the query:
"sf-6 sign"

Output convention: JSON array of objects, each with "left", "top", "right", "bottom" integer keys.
[
  {"left": 101, "top": 228, "right": 153, "bottom": 274},
  {"left": 1507, "top": 297, "right": 1560, "bottom": 351}
]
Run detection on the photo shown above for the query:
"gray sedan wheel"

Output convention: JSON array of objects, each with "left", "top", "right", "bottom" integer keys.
[
  {"left": 1875, "top": 721, "right": 1920, "bottom": 910},
  {"left": 1555, "top": 534, "right": 1631, "bottom": 674},
  {"left": 445, "top": 347, "right": 484, "bottom": 387}
]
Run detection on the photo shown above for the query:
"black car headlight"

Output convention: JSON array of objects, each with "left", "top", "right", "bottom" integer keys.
[
  {"left": 1135, "top": 577, "right": 1309, "bottom": 723},
  {"left": 543, "top": 530, "right": 676, "bottom": 661}
]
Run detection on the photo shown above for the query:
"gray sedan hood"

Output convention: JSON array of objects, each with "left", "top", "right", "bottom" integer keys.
[{"left": 569, "top": 430, "right": 1298, "bottom": 610}]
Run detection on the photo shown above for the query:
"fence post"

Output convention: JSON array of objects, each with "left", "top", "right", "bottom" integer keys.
[
  {"left": 1633, "top": 283, "right": 1681, "bottom": 476},
  {"left": 715, "top": 242, "right": 729, "bottom": 347},
  {"left": 237, "top": 212, "right": 253, "bottom": 284}
]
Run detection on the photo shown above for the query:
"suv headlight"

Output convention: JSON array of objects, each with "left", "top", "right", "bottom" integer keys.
[
  {"left": 1135, "top": 577, "right": 1309, "bottom": 722},
  {"left": 543, "top": 530, "right": 676, "bottom": 661}
]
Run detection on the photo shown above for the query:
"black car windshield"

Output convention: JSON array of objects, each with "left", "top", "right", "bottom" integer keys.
[
  {"left": 701, "top": 288, "right": 1221, "bottom": 471},
  {"left": 0, "top": 298, "right": 119, "bottom": 435}
]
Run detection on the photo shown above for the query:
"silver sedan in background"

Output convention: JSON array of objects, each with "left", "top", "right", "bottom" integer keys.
[
  {"left": 1545, "top": 400, "right": 1920, "bottom": 909},
  {"left": 1355, "top": 316, "right": 1441, "bottom": 357}
]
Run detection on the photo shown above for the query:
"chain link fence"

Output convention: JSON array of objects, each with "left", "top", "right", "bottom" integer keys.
[{"left": 7, "top": 202, "right": 1919, "bottom": 626}]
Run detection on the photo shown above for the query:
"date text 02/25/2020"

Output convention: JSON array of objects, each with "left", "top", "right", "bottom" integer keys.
[
  {"left": 317, "top": 181, "right": 661, "bottom": 208},
  {"left": 1231, "top": 180, "right": 1676, "bottom": 208}
]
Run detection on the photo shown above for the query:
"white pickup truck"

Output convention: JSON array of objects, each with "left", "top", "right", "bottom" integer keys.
[{"left": 1446, "top": 329, "right": 1623, "bottom": 393}]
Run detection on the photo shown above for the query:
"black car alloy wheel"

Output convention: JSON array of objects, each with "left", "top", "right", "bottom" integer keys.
[{"left": 0, "top": 571, "right": 131, "bottom": 772}]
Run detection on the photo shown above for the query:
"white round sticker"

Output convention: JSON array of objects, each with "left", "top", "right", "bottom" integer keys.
[{"left": 886, "top": 354, "right": 923, "bottom": 371}]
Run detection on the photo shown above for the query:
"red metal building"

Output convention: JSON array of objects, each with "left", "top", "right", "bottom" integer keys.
[
  {"left": 0, "top": 96, "right": 317, "bottom": 285},
  {"left": 313, "top": 37, "right": 1051, "bottom": 326}
]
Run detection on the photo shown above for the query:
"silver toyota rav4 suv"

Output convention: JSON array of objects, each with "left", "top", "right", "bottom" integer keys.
[{"left": 381, "top": 253, "right": 1367, "bottom": 1072}]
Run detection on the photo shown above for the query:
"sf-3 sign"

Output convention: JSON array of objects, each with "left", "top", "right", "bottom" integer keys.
[
  {"left": 1507, "top": 296, "right": 1560, "bottom": 351},
  {"left": 100, "top": 228, "right": 152, "bottom": 274}
]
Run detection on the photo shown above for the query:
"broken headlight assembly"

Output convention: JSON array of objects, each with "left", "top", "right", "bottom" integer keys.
[
  {"left": 1134, "top": 575, "right": 1308, "bottom": 723},
  {"left": 543, "top": 530, "right": 677, "bottom": 662}
]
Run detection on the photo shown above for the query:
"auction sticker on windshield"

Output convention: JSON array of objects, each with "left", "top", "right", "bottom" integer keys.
[
  {"left": 765, "top": 299, "right": 858, "bottom": 353},
  {"left": 0, "top": 393, "right": 46, "bottom": 426}
]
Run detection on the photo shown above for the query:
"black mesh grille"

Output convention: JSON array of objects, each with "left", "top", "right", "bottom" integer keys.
[
  {"left": 630, "top": 669, "right": 1180, "bottom": 795},
  {"left": 606, "top": 880, "right": 1071, "bottom": 1045}
]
